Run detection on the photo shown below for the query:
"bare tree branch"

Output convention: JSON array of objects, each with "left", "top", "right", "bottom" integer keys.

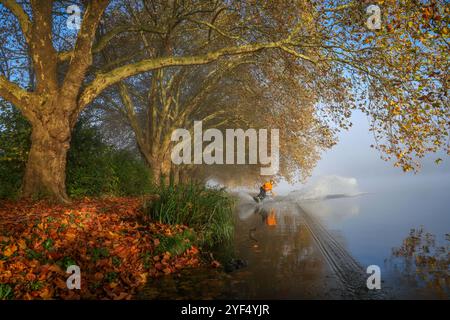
[
  {"left": 0, "top": 75, "right": 35, "bottom": 118},
  {"left": 78, "top": 40, "right": 290, "bottom": 109},
  {"left": 61, "top": 0, "right": 110, "bottom": 105},
  {"left": 0, "top": 0, "right": 32, "bottom": 43}
]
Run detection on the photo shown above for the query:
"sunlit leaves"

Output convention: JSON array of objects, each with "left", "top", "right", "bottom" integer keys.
[{"left": 317, "top": 0, "right": 449, "bottom": 172}]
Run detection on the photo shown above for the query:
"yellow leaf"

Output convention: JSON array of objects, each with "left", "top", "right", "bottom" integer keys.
[
  {"left": 18, "top": 239, "right": 27, "bottom": 250},
  {"left": 107, "top": 231, "right": 119, "bottom": 239}
]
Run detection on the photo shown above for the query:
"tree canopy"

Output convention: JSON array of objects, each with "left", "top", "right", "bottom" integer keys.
[{"left": 0, "top": 0, "right": 448, "bottom": 200}]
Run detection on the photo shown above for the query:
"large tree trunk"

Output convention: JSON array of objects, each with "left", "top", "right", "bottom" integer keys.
[
  {"left": 151, "top": 157, "right": 172, "bottom": 186},
  {"left": 0, "top": 1, "right": 109, "bottom": 202},
  {"left": 22, "top": 110, "right": 72, "bottom": 202},
  {"left": 142, "top": 150, "right": 172, "bottom": 187}
]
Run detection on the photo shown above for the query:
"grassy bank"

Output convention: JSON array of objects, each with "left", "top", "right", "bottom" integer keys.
[{"left": 146, "top": 183, "right": 235, "bottom": 247}]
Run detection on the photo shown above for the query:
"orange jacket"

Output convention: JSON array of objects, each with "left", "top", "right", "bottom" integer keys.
[{"left": 262, "top": 181, "right": 273, "bottom": 191}]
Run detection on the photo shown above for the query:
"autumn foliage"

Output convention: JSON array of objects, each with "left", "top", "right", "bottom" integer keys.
[{"left": 0, "top": 198, "right": 200, "bottom": 299}]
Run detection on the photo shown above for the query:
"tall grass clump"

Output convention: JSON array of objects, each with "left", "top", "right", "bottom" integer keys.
[{"left": 148, "top": 183, "right": 235, "bottom": 246}]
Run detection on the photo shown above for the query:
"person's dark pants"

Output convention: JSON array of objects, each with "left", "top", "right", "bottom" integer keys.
[{"left": 257, "top": 187, "right": 266, "bottom": 199}]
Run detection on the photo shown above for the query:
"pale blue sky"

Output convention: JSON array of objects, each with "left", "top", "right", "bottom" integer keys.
[{"left": 277, "top": 110, "right": 449, "bottom": 194}]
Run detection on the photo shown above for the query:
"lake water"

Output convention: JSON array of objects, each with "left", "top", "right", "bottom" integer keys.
[
  {"left": 141, "top": 174, "right": 449, "bottom": 299},
  {"left": 299, "top": 174, "right": 450, "bottom": 298}
]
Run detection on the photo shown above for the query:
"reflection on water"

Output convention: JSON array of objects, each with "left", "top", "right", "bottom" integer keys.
[
  {"left": 389, "top": 228, "right": 449, "bottom": 298},
  {"left": 230, "top": 201, "right": 342, "bottom": 299}
]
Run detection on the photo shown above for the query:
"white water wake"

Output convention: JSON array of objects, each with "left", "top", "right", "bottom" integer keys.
[{"left": 285, "top": 175, "right": 364, "bottom": 202}]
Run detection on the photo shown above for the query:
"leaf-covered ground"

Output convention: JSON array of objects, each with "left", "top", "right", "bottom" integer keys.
[{"left": 0, "top": 198, "right": 200, "bottom": 299}]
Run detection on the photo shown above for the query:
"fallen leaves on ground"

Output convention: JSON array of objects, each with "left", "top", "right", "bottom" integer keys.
[{"left": 0, "top": 197, "right": 200, "bottom": 300}]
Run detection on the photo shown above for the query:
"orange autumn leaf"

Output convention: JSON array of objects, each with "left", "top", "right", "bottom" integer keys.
[
  {"left": 26, "top": 273, "right": 37, "bottom": 281},
  {"left": 38, "top": 287, "right": 52, "bottom": 299},
  {"left": 55, "top": 278, "right": 67, "bottom": 289},
  {"left": 189, "top": 246, "right": 199, "bottom": 254},
  {"left": 37, "top": 223, "right": 46, "bottom": 230},
  {"left": 65, "top": 232, "right": 76, "bottom": 241},
  {"left": 48, "top": 264, "right": 63, "bottom": 273},
  {"left": 3, "top": 244, "right": 17, "bottom": 257},
  {"left": 18, "top": 239, "right": 27, "bottom": 250},
  {"left": 107, "top": 231, "right": 120, "bottom": 239}
]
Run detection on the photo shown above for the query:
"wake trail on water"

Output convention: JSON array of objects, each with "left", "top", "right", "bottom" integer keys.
[
  {"left": 233, "top": 175, "right": 367, "bottom": 205},
  {"left": 285, "top": 175, "right": 366, "bottom": 202}
]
